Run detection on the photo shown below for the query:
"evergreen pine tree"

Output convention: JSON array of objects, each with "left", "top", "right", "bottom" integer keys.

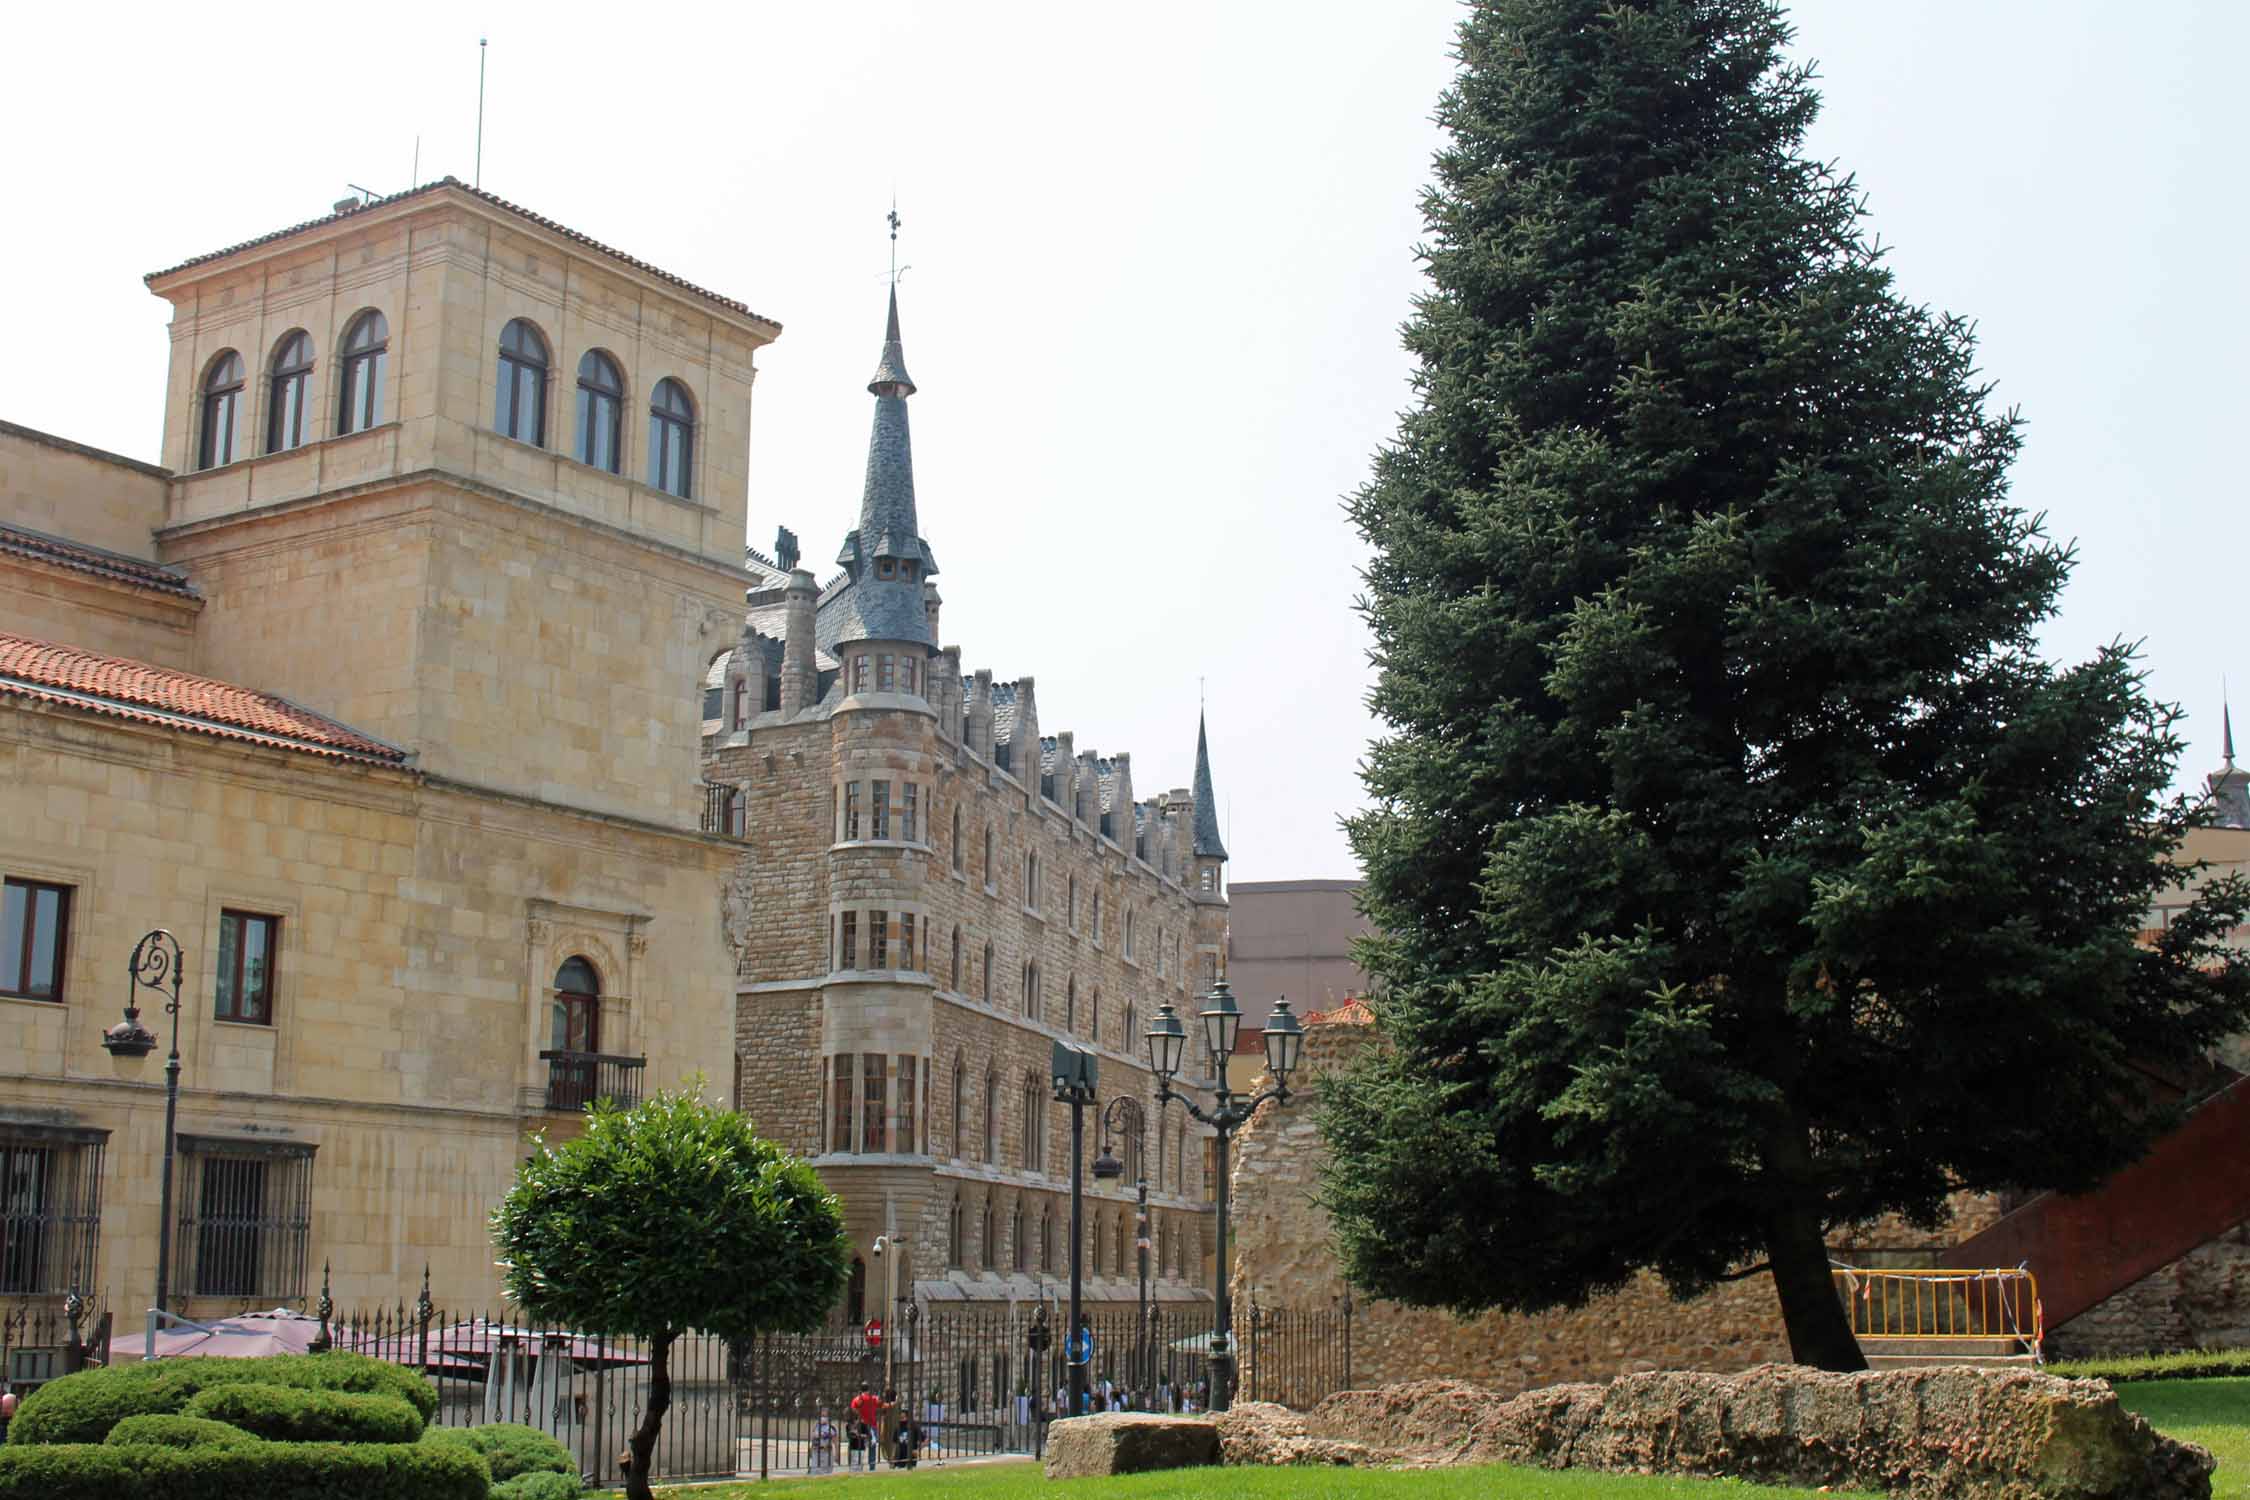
[{"left": 1329, "top": 0, "right": 2250, "bottom": 1370}]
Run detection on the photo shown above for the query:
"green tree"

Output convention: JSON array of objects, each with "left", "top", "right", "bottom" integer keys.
[
  {"left": 1327, "top": 0, "right": 2250, "bottom": 1371},
  {"left": 491, "top": 1088, "right": 849, "bottom": 1499}
]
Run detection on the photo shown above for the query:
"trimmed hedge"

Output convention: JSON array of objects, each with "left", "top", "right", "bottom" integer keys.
[
  {"left": 0, "top": 1438, "right": 488, "bottom": 1499},
  {"left": 424, "top": 1422, "right": 575, "bottom": 1482},
  {"left": 2047, "top": 1347, "right": 2250, "bottom": 1383},
  {"left": 184, "top": 1382, "right": 425, "bottom": 1444},
  {"left": 104, "top": 1414, "right": 260, "bottom": 1450},
  {"left": 7, "top": 1351, "right": 437, "bottom": 1445},
  {"left": 492, "top": 1472, "right": 583, "bottom": 1500}
]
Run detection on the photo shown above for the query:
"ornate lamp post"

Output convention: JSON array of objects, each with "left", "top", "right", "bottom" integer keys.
[
  {"left": 1144, "top": 979, "right": 1303, "bottom": 1413},
  {"left": 1091, "top": 1096, "right": 1149, "bottom": 1398},
  {"left": 1050, "top": 1040, "right": 1099, "bottom": 1418},
  {"left": 99, "top": 930, "right": 186, "bottom": 1362}
]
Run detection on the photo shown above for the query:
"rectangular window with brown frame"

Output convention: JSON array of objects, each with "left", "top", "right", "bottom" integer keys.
[
  {"left": 829, "top": 1056, "right": 854, "bottom": 1153},
  {"left": 175, "top": 1135, "right": 314, "bottom": 1302},
  {"left": 871, "top": 911, "right": 890, "bottom": 969},
  {"left": 900, "top": 913, "right": 916, "bottom": 972},
  {"left": 897, "top": 1055, "right": 917, "bottom": 1155},
  {"left": 872, "top": 781, "right": 891, "bottom": 840},
  {"left": 902, "top": 784, "right": 919, "bottom": 843},
  {"left": 861, "top": 1055, "right": 887, "bottom": 1153},
  {"left": 840, "top": 912, "right": 858, "bottom": 970},
  {"left": 0, "top": 879, "right": 71, "bottom": 1002},
  {"left": 215, "top": 910, "right": 279, "bottom": 1024},
  {"left": 843, "top": 783, "right": 862, "bottom": 841}
]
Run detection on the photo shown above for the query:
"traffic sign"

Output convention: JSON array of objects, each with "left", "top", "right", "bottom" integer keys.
[
  {"left": 864, "top": 1318, "right": 884, "bottom": 1349},
  {"left": 1066, "top": 1326, "right": 1094, "bottom": 1364}
]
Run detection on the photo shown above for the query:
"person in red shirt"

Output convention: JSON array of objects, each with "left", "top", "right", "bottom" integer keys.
[{"left": 849, "top": 1385, "right": 884, "bottom": 1470}]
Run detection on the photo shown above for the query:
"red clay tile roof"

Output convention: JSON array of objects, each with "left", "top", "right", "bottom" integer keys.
[
  {"left": 144, "top": 178, "right": 779, "bottom": 329},
  {"left": 0, "top": 524, "right": 197, "bottom": 599},
  {"left": 1305, "top": 998, "right": 1374, "bottom": 1027},
  {"left": 0, "top": 633, "right": 407, "bottom": 765}
]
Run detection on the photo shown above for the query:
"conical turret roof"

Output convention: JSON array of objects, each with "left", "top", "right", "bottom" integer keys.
[
  {"left": 828, "top": 286, "right": 938, "bottom": 649},
  {"left": 1193, "top": 711, "right": 1228, "bottom": 859}
]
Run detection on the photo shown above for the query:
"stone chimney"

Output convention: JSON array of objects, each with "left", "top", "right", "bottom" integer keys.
[{"left": 779, "top": 569, "right": 818, "bottom": 716}]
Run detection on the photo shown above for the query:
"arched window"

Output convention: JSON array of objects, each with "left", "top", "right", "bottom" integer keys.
[
  {"left": 1159, "top": 1223, "right": 1171, "bottom": 1278},
  {"left": 1025, "top": 852, "right": 1040, "bottom": 910},
  {"left": 1068, "top": 875, "right": 1078, "bottom": 928},
  {"left": 1091, "top": 988, "right": 1101, "bottom": 1045},
  {"left": 1066, "top": 976, "right": 1077, "bottom": 1033},
  {"left": 1178, "top": 1119, "right": 1189, "bottom": 1190},
  {"left": 950, "top": 1051, "right": 965, "bottom": 1159},
  {"left": 1090, "top": 1213, "right": 1103, "bottom": 1277},
  {"left": 1040, "top": 1208, "right": 1055, "bottom": 1273},
  {"left": 948, "top": 1196, "right": 964, "bottom": 1267},
  {"left": 648, "top": 378, "right": 694, "bottom": 497},
  {"left": 550, "top": 957, "right": 600, "bottom": 1054},
  {"left": 983, "top": 1068, "right": 999, "bottom": 1163},
  {"left": 980, "top": 1200, "right": 996, "bottom": 1271},
  {"left": 495, "top": 319, "right": 549, "bottom": 445},
  {"left": 1123, "top": 1109, "right": 1145, "bottom": 1184},
  {"left": 338, "top": 311, "right": 389, "bottom": 435},
  {"left": 1124, "top": 1004, "right": 1139, "bottom": 1063},
  {"left": 198, "top": 352, "right": 243, "bottom": 470},
  {"left": 1011, "top": 1199, "right": 1026, "bottom": 1272},
  {"left": 1022, "top": 962, "right": 1039, "bottom": 1022},
  {"left": 1125, "top": 908, "right": 1135, "bottom": 960},
  {"left": 576, "top": 350, "right": 624, "bottom": 472},
  {"left": 266, "top": 332, "right": 313, "bottom": 453},
  {"left": 1113, "top": 1216, "right": 1126, "bottom": 1276},
  {"left": 1092, "top": 892, "right": 1103, "bottom": 943},
  {"left": 1020, "top": 1072, "right": 1043, "bottom": 1171},
  {"left": 981, "top": 942, "right": 994, "bottom": 1004},
  {"left": 951, "top": 806, "right": 964, "bottom": 872},
  {"left": 1154, "top": 1117, "right": 1166, "bottom": 1192},
  {"left": 982, "top": 826, "right": 994, "bottom": 887},
  {"left": 950, "top": 928, "right": 963, "bottom": 991}
]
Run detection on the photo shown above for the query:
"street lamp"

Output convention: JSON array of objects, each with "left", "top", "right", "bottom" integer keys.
[
  {"left": 1091, "top": 1096, "right": 1149, "bottom": 1399},
  {"left": 100, "top": 930, "right": 186, "bottom": 1362},
  {"left": 1050, "top": 1040, "right": 1099, "bottom": 1418},
  {"left": 1145, "top": 981, "right": 1303, "bottom": 1412}
]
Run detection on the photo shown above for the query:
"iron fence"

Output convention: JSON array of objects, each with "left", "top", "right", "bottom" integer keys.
[
  {"left": 332, "top": 1298, "right": 1350, "bottom": 1487},
  {"left": 0, "top": 1297, "right": 110, "bottom": 1394}
]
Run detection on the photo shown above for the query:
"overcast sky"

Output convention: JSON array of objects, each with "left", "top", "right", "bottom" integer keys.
[{"left": 4, "top": 2, "right": 2243, "bottom": 882}]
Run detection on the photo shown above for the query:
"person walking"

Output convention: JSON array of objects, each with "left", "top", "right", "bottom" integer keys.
[
  {"left": 811, "top": 1409, "right": 836, "bottom": 1475},
  {"left": 849, "top": 1385, "right": 884, "bottom": 1471}
]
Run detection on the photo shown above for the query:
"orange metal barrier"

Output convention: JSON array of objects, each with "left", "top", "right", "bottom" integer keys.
[{"left": 1833, "top": 1265, "right": 2042, "bottom": 1355}]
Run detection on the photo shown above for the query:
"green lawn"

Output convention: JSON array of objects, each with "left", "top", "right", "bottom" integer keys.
[
  {"left": 2117, "top": 1377, "right": 2250, "bottom": 1500},
  {"left": 654, "top": 1383, "right": 2250, "bottom": 1500},
  {"left": 658, "top": 1459, "right": 1875, "bottom": 1499}
]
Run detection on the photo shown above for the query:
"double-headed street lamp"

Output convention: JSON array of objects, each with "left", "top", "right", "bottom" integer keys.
[
  {"left": 1144, "top": 977, "right": 1302, "bottom": 1413},
  {"left": 1050, "top": 1040, "right": 1099, "bottom": 1418},
  {"left": 98, "top": 930, "right": 186, "bottom": 1362},
  {"left": 1091, "top": 1096, "right": 1149, "bottom": 1394}
]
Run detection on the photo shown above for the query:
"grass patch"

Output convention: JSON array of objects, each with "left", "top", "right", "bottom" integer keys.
[
  {"left": 2049, "top": 1348, "right": 2250, "bottom": 1383},
  {"left": 2115, "top": 1377, "right": 2250, "bottom": 1500},
  {"left": 658, "top": 1459, "right": 1877, "bottom": 1499}
]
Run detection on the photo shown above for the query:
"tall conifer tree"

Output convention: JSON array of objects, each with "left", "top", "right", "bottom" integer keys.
[{"left": 1329, "top": 0, "right": 2250, "bottom": 1369}]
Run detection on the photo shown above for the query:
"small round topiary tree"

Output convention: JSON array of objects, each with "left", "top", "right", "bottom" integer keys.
[{"left": 491, "top": 1086, "right": 849, "bottom": 1500}]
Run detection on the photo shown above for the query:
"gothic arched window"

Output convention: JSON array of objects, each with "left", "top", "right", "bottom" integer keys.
[
  {"left": 267, "top": 331, "right": 312, "bottom": 453},
  {"left": 576, "top": 349, "right": 624, "bottom": 473},
  {"left": 649, "top": 377, "right": 695, "bottom": 497},
  {"left": 338, "top": 310, "right": 388, "bottom": 435}
]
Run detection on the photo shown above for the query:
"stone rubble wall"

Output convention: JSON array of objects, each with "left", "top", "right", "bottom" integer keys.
[{"left": 1216, "top": 1370, "right": 2213, "bottom": 1500}]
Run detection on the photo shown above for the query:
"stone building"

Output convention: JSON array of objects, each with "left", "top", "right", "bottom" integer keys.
[
  {"left": 0, "top": 182, "right": 1227, "bottom": 1341},
  {"left": 703, "top": 288, "right": 1224, "bottom": 1319}
]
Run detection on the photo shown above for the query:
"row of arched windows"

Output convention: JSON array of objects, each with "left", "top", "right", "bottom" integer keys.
[
  {"left": 489, "top": 317, "right": 697, "bottom": 498},
  {"left": 194, "top": 311, "right": 699, "bottom": 501},
  {"left": 199, "top": 312, "right": 389, "bottom": 469}
]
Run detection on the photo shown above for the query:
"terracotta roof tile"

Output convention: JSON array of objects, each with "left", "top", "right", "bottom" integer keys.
[
  {"left": 0, "top": 634, "right": 407, "bottom": 765},
  {"left": 144, "top": 179, "right": 779, "bottom": 329},
  {"left": 1304, "top": 997, "right": 1374, "bottom": 1027},
  {"left": 0, "top": 524, "right": 197, "bottom": 599}
]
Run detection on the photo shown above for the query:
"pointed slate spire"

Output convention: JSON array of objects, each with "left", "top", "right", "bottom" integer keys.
[
  {"left": 1193, "top": 711, "right": 1228, "bottom": 859},
  {"left": 2209, "top": 694, "right": 2250, "bottom": 829},
  {"left": 869, "top": 286, "right": 916, "bottom": 396},
  {"left": 832, "top": 284, "right": 938, "bottom": 648}
]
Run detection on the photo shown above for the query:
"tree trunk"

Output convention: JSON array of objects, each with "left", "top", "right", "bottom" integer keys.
[
  {"left": 624, "top": 1330, "right": 675, "bottom": 1500},
  {"left": 1767, "top": 1196, "right": 1865, "bottom": 1371}
]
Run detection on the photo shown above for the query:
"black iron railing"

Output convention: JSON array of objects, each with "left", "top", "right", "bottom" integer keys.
[
  {"left": 701, "top": 784, "right": 745, "bottom": 838},
  {"left": 540, "top": 1051, "right": 647, "bottom": 1112},
  {"left": 329, "top": 1297, "right": 1347, "bottom": 1486}
]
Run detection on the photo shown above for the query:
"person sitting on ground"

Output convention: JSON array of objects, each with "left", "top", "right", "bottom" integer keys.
[
  {"left": 894, "top": 1413, "right": 921, "bottom": 1470},
  {"left": 811, "top": 1409, "right": 836, "bottom": 1474}
]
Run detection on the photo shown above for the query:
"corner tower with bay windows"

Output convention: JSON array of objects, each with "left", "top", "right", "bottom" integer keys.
[{"left": 705, "top": 289, "right": 1229, "bottom": 1318}]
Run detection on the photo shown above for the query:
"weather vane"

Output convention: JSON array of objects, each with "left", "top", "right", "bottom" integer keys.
[{"left": 887, "top": 201, "right": 910, "bottom": 287}]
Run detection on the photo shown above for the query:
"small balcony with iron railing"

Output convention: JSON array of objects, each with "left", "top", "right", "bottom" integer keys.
[{"left": 539, "top": 1051, "right": 647, "bottom": 1113}]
